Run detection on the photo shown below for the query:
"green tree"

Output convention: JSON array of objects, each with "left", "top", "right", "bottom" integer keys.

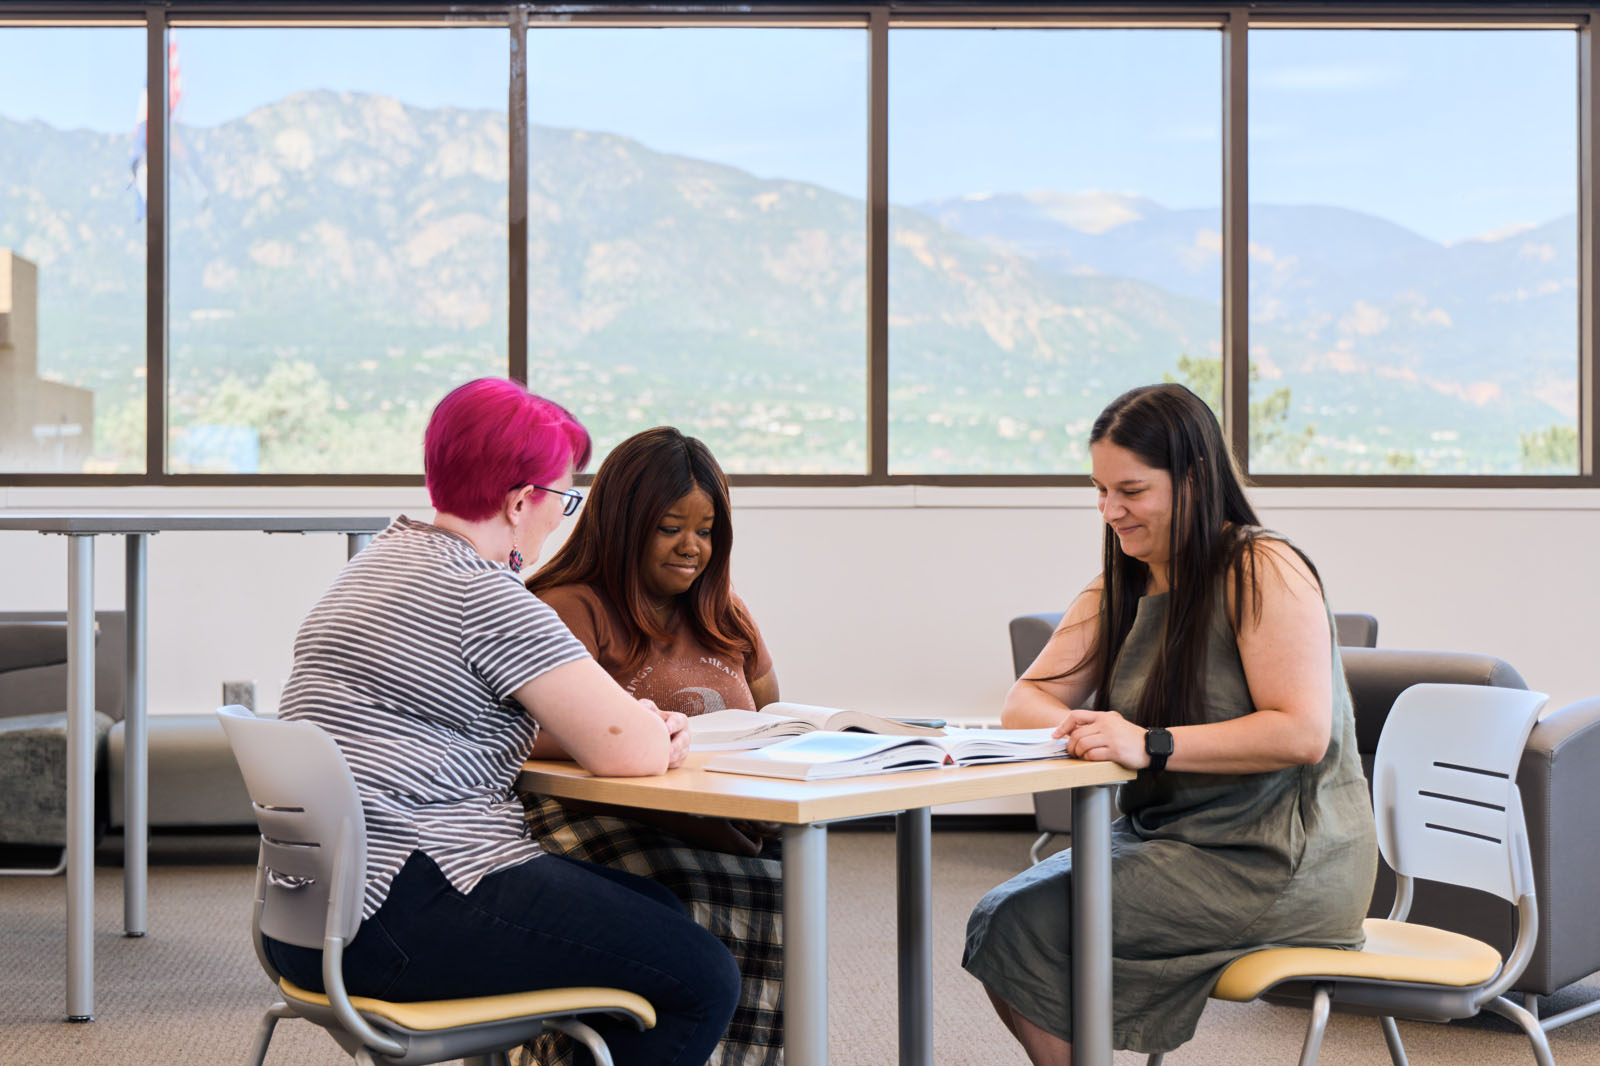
[
  {"left": 1383, "top": 450, "right": 1420, "bottom": 473},
  {"left": 1519, "top": 424, "right": 1578, "bottom": 473},
  {"left": 1165, "top": 355, "right": 1317, "bottom": 470},
  {"left": 170, "top": 361, "right": 425, "bottom": 473}
]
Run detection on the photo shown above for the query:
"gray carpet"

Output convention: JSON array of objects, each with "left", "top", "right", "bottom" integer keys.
[{"left": 1, "top": 828, "right": 1596, "bottom": 1065}]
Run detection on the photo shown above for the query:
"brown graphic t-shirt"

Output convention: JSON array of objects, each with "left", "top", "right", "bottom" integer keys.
[{"left": 537, "top": 583, "right": 774, "bottom": 716}]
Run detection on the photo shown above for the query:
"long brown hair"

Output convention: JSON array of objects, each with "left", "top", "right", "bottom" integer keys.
[
  {"left": 527, "top": 426, "right": 758, "bottom": 673},
  {"left": 1043, "top": 383, "right": 1321, "bottom": 730}
]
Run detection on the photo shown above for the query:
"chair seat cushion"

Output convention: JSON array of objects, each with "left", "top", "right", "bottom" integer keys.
[
  {"left": 278, "top": 978, "right": 656, "bottom": 1032},
  {"left": 1212, "top": 918, "right": 1503, "bottom": 1001}
]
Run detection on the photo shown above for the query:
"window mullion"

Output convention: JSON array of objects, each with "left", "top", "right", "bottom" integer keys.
[{"left": 1222, "top": 8, "right": 1250, "bottom": 472}]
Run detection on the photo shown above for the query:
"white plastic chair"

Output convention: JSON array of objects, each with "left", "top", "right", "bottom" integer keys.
[
  {"left": 1146, "top": 682, "right": 1554, "bottom": 1066},
  {"left": 216, "top": 704, "right": 655, "bottom": 1066}
]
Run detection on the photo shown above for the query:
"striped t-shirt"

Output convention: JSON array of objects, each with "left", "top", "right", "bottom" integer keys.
[{"left": 279, "top": 515, "right": 588, "bottom": 918}]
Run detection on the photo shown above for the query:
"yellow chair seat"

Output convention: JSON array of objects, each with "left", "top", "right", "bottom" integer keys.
[
  {"left": 279, "top": 979, "right": 657, "bottom": 1032},
  {"left": 1212, "top": 918, "right": 1503, "bottom": 1001}
]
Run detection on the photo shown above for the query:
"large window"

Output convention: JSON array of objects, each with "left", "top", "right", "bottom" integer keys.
[
  {"left": 888, "top": 28, "right": 1221, "bottom": 473},
  {"left": 0, "top": 27, "right": 145, "bottom": 474},
  {"left": 0, "top": 6, "right": 1594, "bottom": 485},
  {"left": 1249, "top": 29, "right": 1578, "bottom": 474},
  {"left": 526, "top": 26, "right": 868, "bottom": 473},
  {"left": 167, "top": 27, "right": 508, "bottom": 474}
]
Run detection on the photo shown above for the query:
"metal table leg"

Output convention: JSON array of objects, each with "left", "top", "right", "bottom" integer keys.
[
  {"left": 895, "top": 807, "right": 933, "bottom": 1066},
  {"left": 783, "top": 822, "right": 828, "bottom": 1066},
  {"left": 123, "top": 533, "right": 149, "bottom": 937},
  {"left": 346, "top": 531, "right": 372, "bottom": 560},
  {"left": 1071, "top": 784, "right": 1115, "bottom": 1066},
  {"left": 65, "top": 534, "right": 96, "bottom": 1021}
]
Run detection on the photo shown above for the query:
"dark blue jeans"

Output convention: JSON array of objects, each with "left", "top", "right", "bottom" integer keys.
[{"left": 264, "top": 850, "right": 741, "bottom": 1066}]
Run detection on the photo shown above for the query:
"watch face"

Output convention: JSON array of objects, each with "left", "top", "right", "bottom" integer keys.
[{"left": 1146, "top": 728, "right": 1175, "bottom": 756}]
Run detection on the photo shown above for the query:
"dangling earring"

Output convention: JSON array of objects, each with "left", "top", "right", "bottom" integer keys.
[{"left": 508, "top": 544, "right": 524, "bottom": 571}]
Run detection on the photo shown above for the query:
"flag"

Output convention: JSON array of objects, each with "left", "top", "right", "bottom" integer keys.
[{"left": 129, "top": 36, "right": 182, "bottom": 220}]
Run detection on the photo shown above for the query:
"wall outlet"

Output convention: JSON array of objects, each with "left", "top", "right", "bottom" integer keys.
[{"left": 222, "top": 680, "right": 257, "bottom": 711}]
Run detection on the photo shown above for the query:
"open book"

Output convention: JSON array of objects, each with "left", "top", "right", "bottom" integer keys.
[
  {"left": 687, "top": 703, "right": 946, "bottom": 752},
  {"left": 703, "top": 727, "right": 1068, "bottom": 781}
]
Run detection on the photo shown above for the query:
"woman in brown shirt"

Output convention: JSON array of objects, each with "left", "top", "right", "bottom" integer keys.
[{"left": 521, "top": 426, "right": 783, "bottom": 1066}]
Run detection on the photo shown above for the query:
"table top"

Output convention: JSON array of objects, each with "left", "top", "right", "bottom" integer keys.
[
  {"left": 0, "top": 514, "right": 391, "bottom": 535},
  {"left": 518, "top": 752, "right": 1134, "bottom": 824}
]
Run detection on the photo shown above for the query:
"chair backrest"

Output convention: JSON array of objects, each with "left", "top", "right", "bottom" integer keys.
[
  {"left": 1373, "top": 683, "right": 1547, "bottom": 905},
  {"left": 1008, "top": 609, "right": 1378, "bottom": 681},
  {"left": 1333, "top": 612, "right": 1379, "bottom": 648},
  {"left": 1343, "top": 648, "right": 1526, "bottom": 760},
  {"left": 1008, "top": 612, "right": 1064, "bottom": 679},
  {"left": 216, "top": 705, "right": 368, "bottom": 948}
]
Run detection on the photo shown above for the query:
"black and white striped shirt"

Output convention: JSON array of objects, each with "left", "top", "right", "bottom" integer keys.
[{"left": 279, "top": 515, "right": 588, "bottom": 918}]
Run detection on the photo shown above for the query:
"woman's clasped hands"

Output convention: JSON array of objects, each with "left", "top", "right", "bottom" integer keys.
[
  {"left": 642, "top": 699, "right": 692, "bottom": 769},
  {"left": 1054, "top": 708, "right": 1151, "bottom": 769}
]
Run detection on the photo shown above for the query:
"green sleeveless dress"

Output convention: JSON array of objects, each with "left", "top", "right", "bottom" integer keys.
[{"left": 963, "top": 581, "right": 1377, "bottom": 1054}]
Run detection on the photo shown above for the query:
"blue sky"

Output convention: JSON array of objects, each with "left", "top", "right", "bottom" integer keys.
[{"left": 0, "top": 24, "right": 1577, "bottom": 244}]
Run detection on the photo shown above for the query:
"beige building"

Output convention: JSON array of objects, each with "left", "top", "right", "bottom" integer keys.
[{"left": 0, "top": 249, "right": 94, "bottom": 471}]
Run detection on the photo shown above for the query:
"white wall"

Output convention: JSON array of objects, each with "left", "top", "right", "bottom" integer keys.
[{"left": 2, "top": 484, "right": 1597, "bottom": 720}]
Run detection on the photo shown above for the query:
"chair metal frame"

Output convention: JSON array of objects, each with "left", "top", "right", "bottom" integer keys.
[
  {"left": 217, "top": 704, "right": 653, "bottom": 1066},
  {"left": 1146, "top": 683, "right": 1555, "bottom": 1066}
]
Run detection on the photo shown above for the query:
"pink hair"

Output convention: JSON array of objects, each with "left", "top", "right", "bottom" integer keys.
[{"left": 424, "top": 379, "right": 592, "bottom": 522}]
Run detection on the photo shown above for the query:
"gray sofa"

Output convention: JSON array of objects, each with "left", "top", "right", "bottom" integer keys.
[
  {"left": 0, "top": 615, "right": 119, "bottom": 866},
  {"left": 0, "top": 610, "right": 255, "bottom": 863}
]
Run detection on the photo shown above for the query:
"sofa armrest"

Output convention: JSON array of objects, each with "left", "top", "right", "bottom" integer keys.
[
  {"left": 1516, "top": 697, "right": 1600, "bottom": 993},
  {"left": 0, "top": 622, "right": 69, "bottom": 677}
]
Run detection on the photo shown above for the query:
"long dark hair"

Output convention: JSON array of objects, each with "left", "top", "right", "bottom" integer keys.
[
  {"left": 527, "top": 426, "right": 758, "bottom": 674},
  {"left": 1049, "top": 383, "right": 1320, "bottom": 730}
]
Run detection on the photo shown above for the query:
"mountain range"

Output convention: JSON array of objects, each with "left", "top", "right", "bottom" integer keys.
[{"left": 0, "top": 90, "right": 1577, "bottom": 474}]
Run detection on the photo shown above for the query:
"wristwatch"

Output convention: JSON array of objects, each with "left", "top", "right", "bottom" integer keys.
[{"left": 1144, "top": 727, "right": 1174, "bottom": 773}]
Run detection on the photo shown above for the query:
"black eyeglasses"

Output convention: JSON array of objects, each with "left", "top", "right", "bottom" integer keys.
[{"left": 524, "top": 484, "right": 584, "bottom": 516}]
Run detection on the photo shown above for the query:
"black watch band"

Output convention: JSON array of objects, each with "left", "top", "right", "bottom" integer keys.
[{"left": 1144, "top": 727, "right": 1174, "bottom": 773}]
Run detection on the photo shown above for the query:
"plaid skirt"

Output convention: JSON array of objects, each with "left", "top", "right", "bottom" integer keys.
[{"left": 519, "top": 793, "right": 784, "bottom": 1066}]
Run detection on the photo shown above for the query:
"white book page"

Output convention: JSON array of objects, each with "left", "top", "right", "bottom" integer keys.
[
  {"left": 758, "top": 701, "right": 847, "bottom": 729},
  {"left": 687, "top": 709, "right": 778, "bottom": 737}
]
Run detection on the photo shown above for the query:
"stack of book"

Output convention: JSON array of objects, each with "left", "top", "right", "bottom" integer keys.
[{"left": 690, "top": 704, "right": 1069, "bottom": 781}]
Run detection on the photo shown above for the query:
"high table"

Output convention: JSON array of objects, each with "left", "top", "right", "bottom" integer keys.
[
  {"left": 519, "top": 752, "right": 1135, "bottom": 1066},
  {"left": 0, "top": 513, "right": 390, "bottom": 1021}
]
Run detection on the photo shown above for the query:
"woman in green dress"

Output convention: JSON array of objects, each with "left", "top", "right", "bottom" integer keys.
[{"left": 964, "top": 382, "right": 1377, "bottom": 1062}]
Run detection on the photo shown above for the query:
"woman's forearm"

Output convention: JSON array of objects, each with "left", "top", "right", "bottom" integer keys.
[
  {"left": 1000, "top": 681, "right": 1075, "bottom": 729},
  {"left": 1165, "top": 706, "right": 1329, "bottom": 774}
]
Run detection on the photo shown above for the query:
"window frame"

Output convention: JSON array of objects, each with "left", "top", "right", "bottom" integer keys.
[{"left": 0, "top": 0, "right": 1593, "bottom": 488}]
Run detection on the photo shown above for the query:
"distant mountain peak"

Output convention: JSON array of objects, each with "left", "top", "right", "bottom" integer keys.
[
  {"left": 1451, "top": 221, "right": 1538, "bottom": 246},
  {"left": 1020, "top": 189, "right": 1165, "bottom": 234},
  {"left": 915, "top": 189, "right": 1165, "bottom": 235}
]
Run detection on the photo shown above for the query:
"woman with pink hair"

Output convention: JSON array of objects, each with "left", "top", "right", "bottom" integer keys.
[{"left": 267, "top": 378, "right": 740, "bottom": 1066}]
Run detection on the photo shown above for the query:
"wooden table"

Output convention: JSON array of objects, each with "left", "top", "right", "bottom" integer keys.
[
  {"left": 0, "top": 513, "right": 389, "bottom": 1021},
  {"left": 519, "top": 752, "right": 1134, "bottom": 1066}
]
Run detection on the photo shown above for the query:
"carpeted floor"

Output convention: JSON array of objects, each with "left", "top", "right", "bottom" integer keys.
[{"left": 1, "top": 827, "right": 1596, "bottom": 1065}]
